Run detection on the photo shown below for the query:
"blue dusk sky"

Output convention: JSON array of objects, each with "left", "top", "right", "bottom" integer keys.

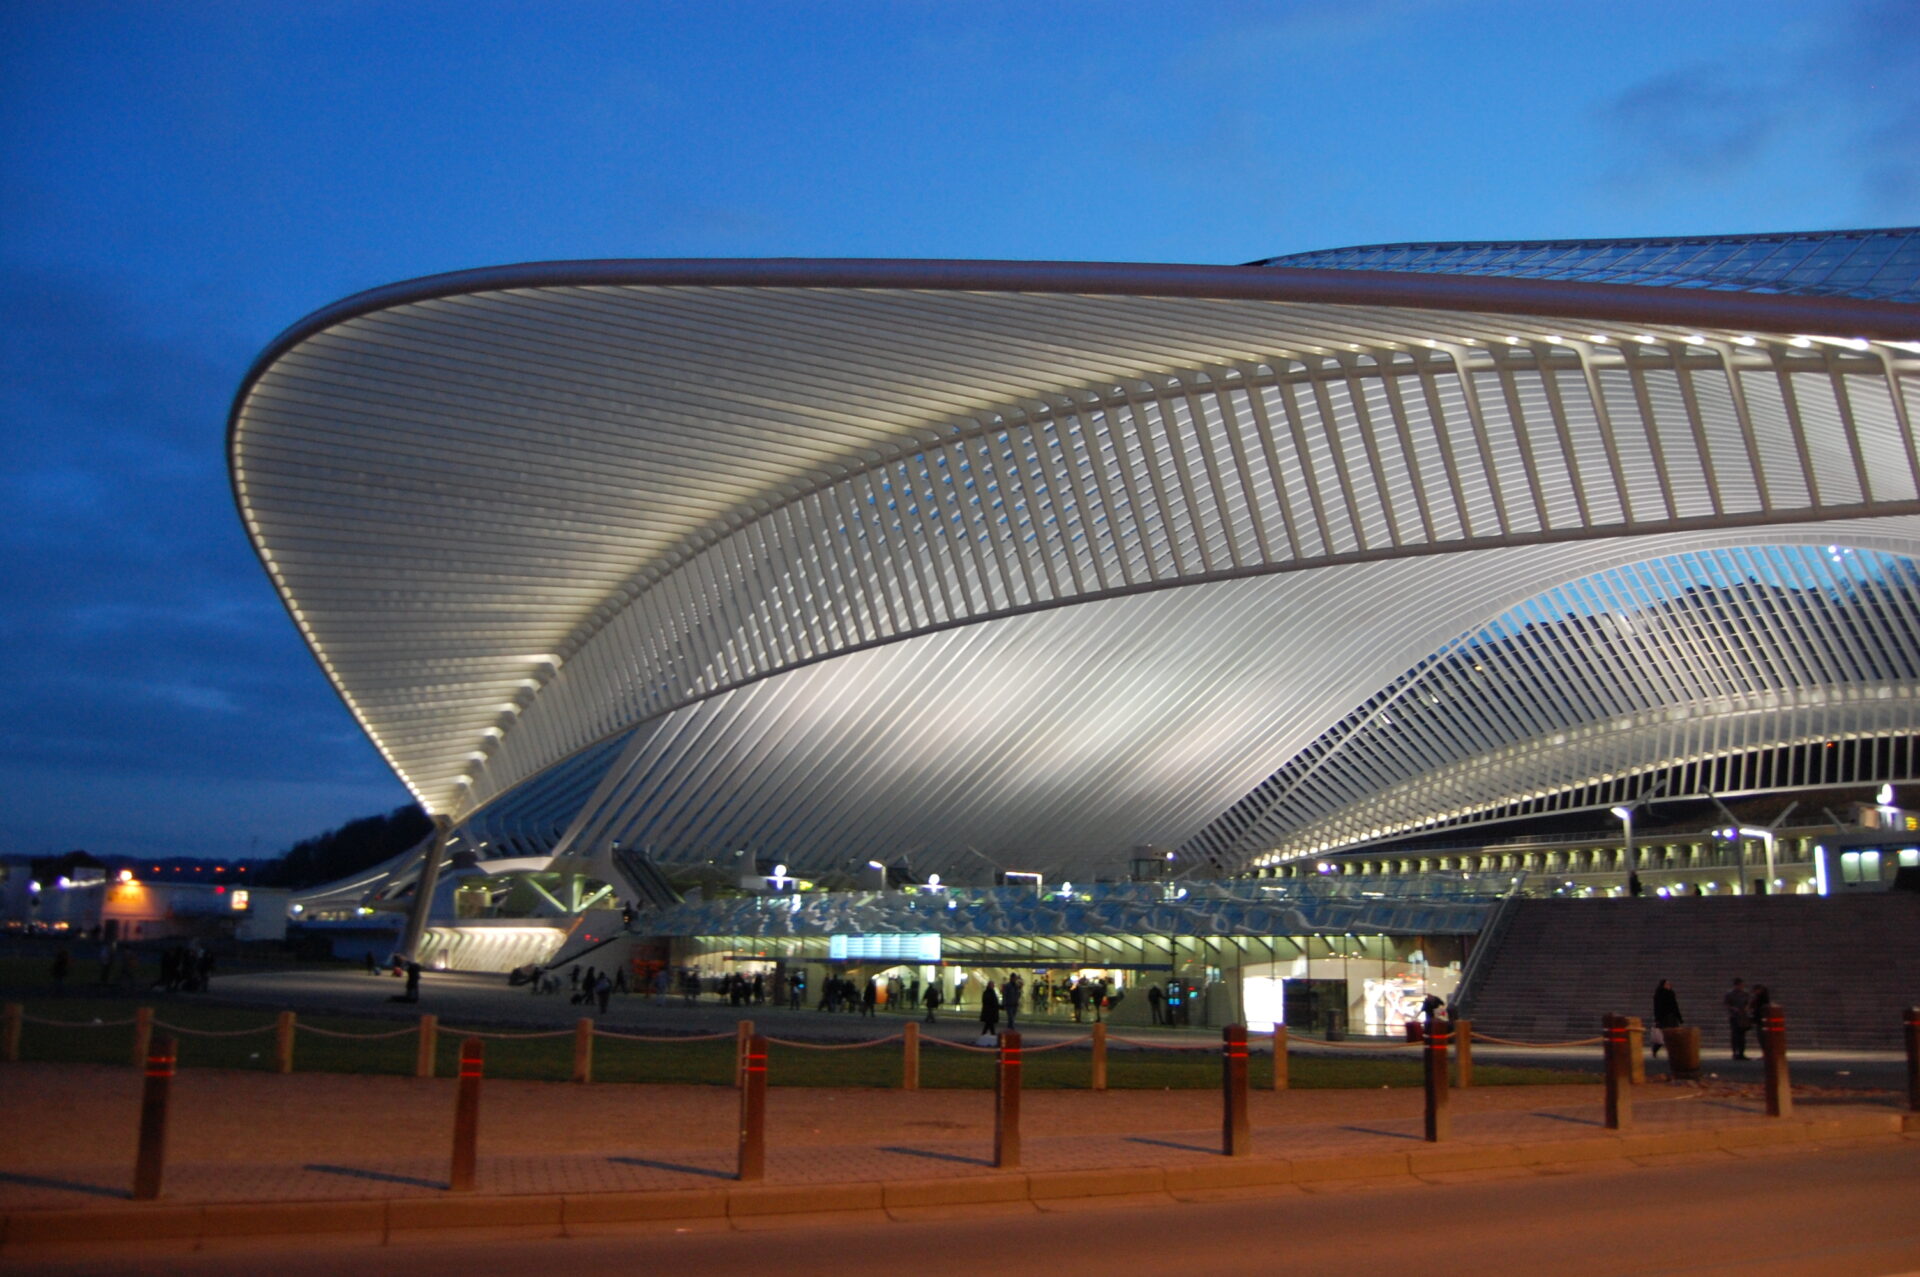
[{"left": 3, "top": 0, "right": 1915, "bottom": 862}]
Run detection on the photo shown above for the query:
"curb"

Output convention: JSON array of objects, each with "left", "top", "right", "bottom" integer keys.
[{"left": 4, "top": 1111, "right": 1913, "bottom": 1249}]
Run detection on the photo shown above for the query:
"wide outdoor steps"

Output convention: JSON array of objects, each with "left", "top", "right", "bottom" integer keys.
[{"left": 1464, "top": 894, "right": 1920, "bottom": 1050}]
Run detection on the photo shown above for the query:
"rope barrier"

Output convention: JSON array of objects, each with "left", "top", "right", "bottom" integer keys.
[
  {"left": 294, "top": 1024, "right": 420, "bottom": 1040},
  {"left": 1469, "top": 1033, "right": 1605, "bottom": 1048},
  {"left": 592, "top": 1029, "right": 736, "bottom": 1043},
  {"left": 919, "top": 1037, "right": 1003, "bottom": 1054},
  {"left": 1016, "top": 1035, "right": 1092, "bottom": 1053},
  {"left": 1287, "top": 1035, "right": 1417, "bottom": 1051},
  {"left": 763, "top": 1034, "right": 905, "bottom": 1050},
  {"left": 445, "top": 1027, "right": 575, "bottom": 1041},
  {"left": 1106, "top": 1035, "right": 1217, "bottom": 1051},
  {"left": 152, "top": 1019, "right": 277, "bottom": 1037},
  {"left": 20, "top": 1015, "right": 138, "bottom": 1029}
]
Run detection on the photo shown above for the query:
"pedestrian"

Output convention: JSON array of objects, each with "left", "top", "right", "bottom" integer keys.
[
  {"left": 1003, "top": 976, "right": 1020, "bottom": 1028},
  {"left": 1148, "top": 983, "right": 1165, "bottom": 1026},
  {"left": 924, "top": 983, "right": 943, "bottom": 1023},
  {"left": 613, "top": 967, "right": 628, "bottom": 994},
  {"left": 365, "top": 951, "right": 378, "bottom": 976},
  {"left": 1629, "top": 871, "right": 1644, "bottom": 897},
  {"left": 1651, "top": 979, "right": 1683, "bottom": 1057},
  {"left": 570, "top": 966, "right": 581, "bottom": 992},
  {"left": 1723, "top": 977, "right": 1752, "bottom": 1059},
  {"left": 979, "top": 980, "right": 1001, "bottom": 1039},
  {"left": 861, "top": 977, "right": 878, "bottom": 1017},
  {"left": 1748, "top": 984, "right": 1772, "bottom": 1045},
  {"left": 1070, "top": 979, "right": 1086, "bottom": 1023},
  {"left": 595, "top": 971, "right": 613, "bottom": 1014},
  {"left": 404, "top": 960, "right": 422, "bottom": 1003}
]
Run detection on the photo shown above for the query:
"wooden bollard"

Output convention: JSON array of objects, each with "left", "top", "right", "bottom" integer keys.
[
  {"left": 1761, "top": 1006, "right": 1791, "bottom": 1118},
  {"left": 3, "top": 1002, "right": 20, "bottom": 1063},
  {"left": 1222, "top": 1024, "right": 1251, "bottom": 1156},
  {"left": 572, "top": 1017, "right": 594, "bottom": 1084},
  {"left": 1626, "top": 1016, "right": 1646, "bottom": 1085},
  {"left": 133, "top": 1033, "right": 176, "bottom": 1200},
  {"left": 450, "top": 1037, "right": 482, "bottom": 1191},
  {"left": 1603, "top": 1013, "right": 1632, "bottom": 1130},
  {"left": 735, "top": 1019, "right": 753, "bottom": 1090},
  {"left": 901, "top": 1020, "right": 920, "bottom": 1091},
  {"left": 1270, "top": 1025, "right": 1289, "bottom": 1091},
  {"left": 1423, "top": 1018, "right": 1450, "bottom": 1142},
  {"left": 1090, "top": 1021, "right": 1108, "bottom": 1092},
  {"left": 1905, "top": 1007, "right": 1920, "bottom": 1113},
  {"left": 737, "top": 1033, "right": 768, "bottom": 1181},
  {"left": 994, "top": 1030, "right": 1022, "bottom": 1168},
  {"left": 131, "top": 1006, "right": 153, "bottom": 1070},
  {"left": 416, "top": 1013, "right": 438, "bottom": 1079},
  {"left": 275, "top": 1011, "right": 296, "bottom": 1075},
  {"left": 1453, "top": 1019, "right": 1473, "bottom": 1089}
]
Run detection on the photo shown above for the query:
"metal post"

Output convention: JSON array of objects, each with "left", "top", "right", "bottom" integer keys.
[
  {"left": 1423, "top": 1018, "right": 1450, "bottom": 1142},
  {"left": 994, "top": 1030, "right": 1022, "bottom": 1168},
  {"left": 1626, "top": 1016, "right": 1645, "bottom": 1085},
  {"left": 3, "top": 1002, "right": 20, "bottom": 1062},
  {"left": 572, "top": 1017, "right": 594, "bottom": 1084},
  {"left": 1271, "top": 1024, "right": 1290, "bottom": 1091},
  {"left": 1761, "top": 1006, "right": 1791, "bottom": 1118},
  {"left": 133, "top": 1034, "right": 175, "bottom": 1200},
  {"left": 1453, "top": 1019, "right": 1473, "bottom": 1088},
  {"left": 1903, "top": 1007, "right": 1920, "bottom": 1113},
  {"left": 735, "top": 1019, "right": 753, "bottom": 1090},
  {"left": 1603, "top": 1013, "right": 1632, "bottom": 1130},
  {"left": 450, "top": 1036, "right": 482, "bottom": 1191},
  {"left": 274, "top": 1011, "right": 296, "bottom": 1075},
  {"left": 737, "top": 1033, "right": 768, "bottom": 1181},
  {"left": 901, "top": 1020, "right": 920, "bottom": 1091},
  {"left": 1090, "top": 1020, "right": 1107, "bottom": 1092},
  {"left": 1222, "top": 1024, "right": 1251, "bottom": 1156},
  {"left": 416, "top": 1013, "right": 438, "bottom": 1079}
]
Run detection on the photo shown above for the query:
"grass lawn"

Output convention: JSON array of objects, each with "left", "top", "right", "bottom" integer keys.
[{"left": 3, "top": 988, "right": 1578, "bottom": 1089}]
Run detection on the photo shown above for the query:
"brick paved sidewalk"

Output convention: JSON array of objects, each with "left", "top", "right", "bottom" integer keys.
[{"left": 3, "top": 1087, "right": 1909, "bottom": 1215}]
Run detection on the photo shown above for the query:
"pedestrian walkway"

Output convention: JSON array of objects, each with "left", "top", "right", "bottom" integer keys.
[{"left": 2, "top": 1065, "right": 1913, "bottom": 1250}]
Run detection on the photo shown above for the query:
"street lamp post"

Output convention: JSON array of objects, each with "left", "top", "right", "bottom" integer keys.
[
  {"left": 866, "top": 860, "right": 887, "bottom": 891},
  {"left": 1611, "top": 806, "right": 1635, "bottom": 892}
]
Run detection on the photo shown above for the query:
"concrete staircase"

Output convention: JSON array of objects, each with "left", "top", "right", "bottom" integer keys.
[{"left": 1463, "top": 894, "right": 1920, "bottom": 1050}]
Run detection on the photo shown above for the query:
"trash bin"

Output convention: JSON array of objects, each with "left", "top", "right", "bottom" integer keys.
[{"left": 1664, "top": 1025, "right": 1701, "bottom": 1080}]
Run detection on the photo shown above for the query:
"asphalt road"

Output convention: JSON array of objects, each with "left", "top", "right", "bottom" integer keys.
[{"left": 17, "top": 1138, "right": 1920, "bottom": 1276}]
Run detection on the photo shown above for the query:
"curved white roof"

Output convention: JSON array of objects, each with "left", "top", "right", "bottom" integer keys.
[{"left": 231, "top": 243, "right": 1920, "bottom": 882}]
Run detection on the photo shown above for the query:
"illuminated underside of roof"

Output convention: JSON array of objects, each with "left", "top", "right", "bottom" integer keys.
[{"left": 230, "top": 233, "right": 1920, "bottom": 884}]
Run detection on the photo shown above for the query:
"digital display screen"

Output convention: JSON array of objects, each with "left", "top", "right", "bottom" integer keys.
[{"left": 828, "top": 933, "right": 941, "bottom": 962}]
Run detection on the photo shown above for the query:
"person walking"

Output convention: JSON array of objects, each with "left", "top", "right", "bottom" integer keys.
[
  {"left": 1650, "top": 979, "right": 1683, "bottom": 1057},
  {"left": 1148, "top": 983, "right": 1166, "bottom": 1026},
  {"left": 595, "top": 970, "right": 613, "bottom": 1014},
  {"left": 861, "top": 976, "right": 878, "bottom": 1017},
  {"left": 1724, "top": 977, "right": 1753, "bottom": 1059},
  {"left": 1748, "top": 983, "right": 1772, "bottom": 1046},
  {"left": 923, "top": 982, "right": 943, "bottom": 1023},
  {"left": 979, "top": 980, "right": 1001, "bottom": 1039}
]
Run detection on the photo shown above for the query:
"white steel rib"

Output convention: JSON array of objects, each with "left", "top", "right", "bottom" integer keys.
[{"left": 230, "top": 232, "right": 1920, "bottom": 886}]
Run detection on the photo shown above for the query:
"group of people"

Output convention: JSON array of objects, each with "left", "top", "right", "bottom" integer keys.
[{"left": 1646, "top": 976, "right": 1773, "bottom": 1061}]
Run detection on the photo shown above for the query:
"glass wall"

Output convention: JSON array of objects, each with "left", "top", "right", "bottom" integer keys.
[{"left": 673, "top": 929, "right": 1466, "bottom": 1034}]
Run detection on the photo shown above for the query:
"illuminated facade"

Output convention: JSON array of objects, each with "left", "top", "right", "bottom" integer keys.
[{"left": 232, "top": 229, "right": 1920, "bottom": 919}]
